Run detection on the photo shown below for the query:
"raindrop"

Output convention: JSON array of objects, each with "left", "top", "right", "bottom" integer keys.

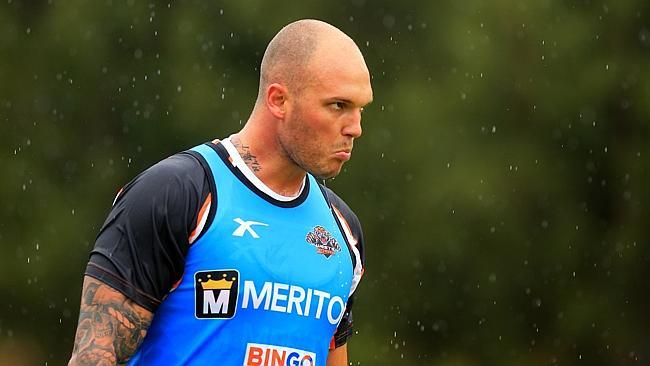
[{"left": 639, "top": 28, "right": 650, "bottom": 47}]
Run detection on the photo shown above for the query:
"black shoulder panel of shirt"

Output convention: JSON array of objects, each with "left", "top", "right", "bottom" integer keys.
[
  {"left": 318, "top": 184, "right": 366, "bottom": 270},
  {"left": 85, "top": 146, "right": 365, "bottom": 347},
  {"left": 317, "top": 184, "right": 366, "bottom": 348},
  {"left": 86, "top": 152, "right": 211, "bottom": 311}
]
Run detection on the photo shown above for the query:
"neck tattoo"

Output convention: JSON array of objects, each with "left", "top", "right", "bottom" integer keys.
[{"left": 231, "top": 135, "right": 262, "bottom": 173}]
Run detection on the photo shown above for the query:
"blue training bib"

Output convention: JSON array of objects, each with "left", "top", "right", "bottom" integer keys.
[{"left": 128, "top": 142, "right": 354, "bottom": 366}]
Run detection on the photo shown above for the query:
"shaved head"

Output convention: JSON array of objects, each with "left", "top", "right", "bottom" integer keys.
[
  {"left": 256, "top": 19, "right": 363, "bottom": 104},
  {"left": 238, "top": 18, "right": 372, "bottom": 183}
]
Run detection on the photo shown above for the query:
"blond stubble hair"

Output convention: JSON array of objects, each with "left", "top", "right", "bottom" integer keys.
[{"left": 255, "top": 19, "right": 351, "bottom": 105}]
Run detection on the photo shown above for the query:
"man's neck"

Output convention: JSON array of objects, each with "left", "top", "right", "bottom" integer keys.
[
  {"left": 229, "top": 135, "right": 262, "bottom": 173},
  {"left": 229, "top": 133, "right": 306, "bottom": 197}
]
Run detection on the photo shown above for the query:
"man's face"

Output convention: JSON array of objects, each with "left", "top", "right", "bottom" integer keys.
[{"left": 277, "top": 47, "right": 373, "bottom": 179}]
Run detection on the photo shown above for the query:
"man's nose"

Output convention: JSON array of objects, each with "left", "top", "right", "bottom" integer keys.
[{"left": 342, "top": 108, "right": 363, "bottom": 138}]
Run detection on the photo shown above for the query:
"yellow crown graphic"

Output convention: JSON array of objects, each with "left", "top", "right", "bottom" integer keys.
[{"left": 199, "top": 273, "right": 235, "bottom": 290}]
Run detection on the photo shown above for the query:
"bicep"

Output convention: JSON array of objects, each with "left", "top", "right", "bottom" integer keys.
[
  {"left": 69, "top": 276, "right": 153, "bottom": 365},
  {"left": 327, "top": 343, "right": 348, "bottom": 366}
]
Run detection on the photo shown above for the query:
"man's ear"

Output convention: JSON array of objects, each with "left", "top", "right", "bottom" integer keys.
[{"left": 266, "top": 83, "right": 288, "bottom": 119}]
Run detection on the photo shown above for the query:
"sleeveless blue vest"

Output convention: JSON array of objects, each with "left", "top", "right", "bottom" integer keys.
[{"left": 128, "top": 142, "right": 354, "bottom": 365}]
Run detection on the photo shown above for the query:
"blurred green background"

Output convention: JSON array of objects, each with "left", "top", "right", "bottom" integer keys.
[{"left": 1, "top": 1, "right": 648, "bottom": 365}]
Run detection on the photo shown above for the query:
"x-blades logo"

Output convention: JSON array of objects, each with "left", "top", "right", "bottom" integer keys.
[{"left": 232, "top": 218, "right": 269, "bottom": 239}]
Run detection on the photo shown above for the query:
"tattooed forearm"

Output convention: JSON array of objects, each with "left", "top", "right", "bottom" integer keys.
[
  {"left": 231, "top": 135, "right": 262, "bottom": 172},
  {"left": 69, "top": 276, "right": 153, "bottom": 366}
]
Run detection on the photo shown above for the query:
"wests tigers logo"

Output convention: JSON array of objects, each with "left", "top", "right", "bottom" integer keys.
[{"left": 305, "top": 226, "right": 340, "bottom": 258}]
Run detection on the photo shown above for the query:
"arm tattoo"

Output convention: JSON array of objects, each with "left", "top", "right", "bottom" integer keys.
[
  {"left": 69, "top": 276, "right": 153, "bottom": 365},
  {"left": 231, "top": 135, "right": 262, "bottom": 172}
]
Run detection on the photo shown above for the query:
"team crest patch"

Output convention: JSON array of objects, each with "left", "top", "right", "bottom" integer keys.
[{"left": 305, "top": 226, "right": 341, "bottom": 258}]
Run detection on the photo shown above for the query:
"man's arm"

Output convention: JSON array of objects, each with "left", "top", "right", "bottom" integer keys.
[
  {"left": 68, "top": 276, "right": 153, "bottom": 366},
  {"left": 327, "top": 344, "right": 348, "bottom": 366}
]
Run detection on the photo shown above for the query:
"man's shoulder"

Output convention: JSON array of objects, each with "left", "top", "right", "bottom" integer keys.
[
  {"left": 125, "top": 150, "right": 209, "bottom": 191},
  {"left": 318, "top": 184, "right": 362, "bottom": 231},
  {"left": 318, "top": 184, "right": 366, "bottom": 271},
  {"left": 318, "top": 183, "right": 356, "bottom": 213},
  {"left": 144, "top": 151, "right": 206, "bottom": 178},
  {"left": 114, "top": 150, "right": 209, "bottom": 206}
]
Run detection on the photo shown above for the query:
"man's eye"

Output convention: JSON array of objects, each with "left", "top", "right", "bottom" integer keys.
[{"left": 332, "top": 102, "right": 345, "bottom": 110}]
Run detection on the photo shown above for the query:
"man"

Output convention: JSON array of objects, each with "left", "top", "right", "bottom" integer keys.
[{"left": 69, "top": 18, "right": 372, "bottom": 366}]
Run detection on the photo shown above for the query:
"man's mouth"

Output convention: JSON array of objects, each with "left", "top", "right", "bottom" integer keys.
[{"left": 334, "top": 149, "right": 352, "bottom": 161}]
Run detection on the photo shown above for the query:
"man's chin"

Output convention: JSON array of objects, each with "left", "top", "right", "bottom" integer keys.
[{"left": 312, "top": 167, "right": 343, "bottom": 180}]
